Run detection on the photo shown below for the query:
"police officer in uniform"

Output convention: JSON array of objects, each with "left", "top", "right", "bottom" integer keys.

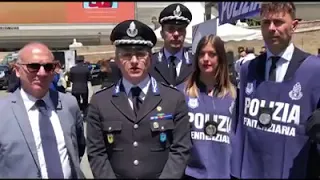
[
  {"left": 231, "top": 2, "right": 320, "bottom": 178},
  {"left": 150, "top": 3, "right": 194, "bottom": 86},
  {"left": 86, "top": 19, "right": 192, "bottom": 179}
]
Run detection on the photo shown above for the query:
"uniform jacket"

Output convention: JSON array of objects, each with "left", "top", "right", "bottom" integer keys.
[{"left": 86, "top": 76, "right": 192, "bottom": 179}]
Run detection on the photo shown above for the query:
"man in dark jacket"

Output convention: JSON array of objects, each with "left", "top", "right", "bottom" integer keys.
[
  {"left": 69, "top": 56, "right": 91, "bottom": 114},
  {"left": 7, "top": 60, "right": 20, "bottom": 93}
]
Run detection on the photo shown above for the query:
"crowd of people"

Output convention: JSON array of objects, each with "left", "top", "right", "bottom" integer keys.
[{"left": 1, "top": 2, "right": 320, "bottom": 179}]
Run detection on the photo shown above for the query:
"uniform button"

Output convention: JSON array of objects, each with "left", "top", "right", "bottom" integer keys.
[
  {"left": 133, "top": 160, "right": 139, "bottom": 165},
  {"left": 134, "top": 124, "right": 139, "bottom": 129},
  {"left": 133, "top": 141, "right": 138, "bottom": 147}
]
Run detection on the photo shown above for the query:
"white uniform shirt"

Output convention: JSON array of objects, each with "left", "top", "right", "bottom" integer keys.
[{"left": 122, "top": 76, "right": 150, "bottom": 109}]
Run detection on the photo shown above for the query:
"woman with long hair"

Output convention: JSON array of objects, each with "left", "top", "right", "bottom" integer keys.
[{"left": 177, "top": 34, "right": 236, "bottom": 179}]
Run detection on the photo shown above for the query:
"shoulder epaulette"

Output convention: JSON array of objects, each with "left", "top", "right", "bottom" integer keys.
[
  {"left": 160, "top": 82, "right": 179, "bottom": 91},
  {"left": 95, "top": 83, "right": 114, "bottom": 94},
  {"left": 152, "top": 51, "right": 160, "bottom": 55}
]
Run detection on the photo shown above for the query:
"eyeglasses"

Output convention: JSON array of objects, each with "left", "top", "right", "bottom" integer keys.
[
  {"left": 18, "top": 63, "right": 57, "bottom": 73},
  {"left": 118, "top": 51, "right": 149, "bottom": 61}
]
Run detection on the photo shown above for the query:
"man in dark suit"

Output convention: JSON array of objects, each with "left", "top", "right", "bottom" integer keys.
[
  {"left": 69, "top": 56, "right": 91, "bottom": 114},
  {"left": 0, "top": 42, "right": 85, "bottom": 178},
  {"left": 86, "top": 19, "right": 192, "bottom": 179},
  {"left": 231, "top": 2, "right": 320, "bottom": 179},
  {"left": 150, "top": 3, "right": 194, "bottom": 87}
]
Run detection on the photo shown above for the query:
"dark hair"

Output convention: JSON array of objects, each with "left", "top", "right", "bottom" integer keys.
[
  {"left": 246, "top": 47, "right": 255, "bottom": 54},
  {"left": 238, "top": 46, "right": 245, "bottom": 53},
  {"left": 260, "top": 2, "right": 296, "bottom": 19}
]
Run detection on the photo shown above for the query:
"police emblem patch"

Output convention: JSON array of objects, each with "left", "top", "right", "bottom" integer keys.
[
  {"left": 245, "top": 82, "right": 254, "bottom": 95},
  {"left": 289, "top": 82, "right": 303, "bottom": 100},
  {"left": 257, "top": 107, "right": 273, "bottom": 128},
  {"left": 126, "top": 21, "right": 138, "bottom": 38},
  {"left": 188, "top": 98, "right": 199, "bottom": 109},
  {"left": 204, "top": 121, "right": 218, "bottom": 137},
  {"left": 173, "top": 5, "right": 182, "bottom": 17},
  {"left": 258, "top": 113, "right": 272, "bottom": 127}
]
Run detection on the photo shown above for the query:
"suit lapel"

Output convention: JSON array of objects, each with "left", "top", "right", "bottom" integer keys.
[
  {"left": 49, "top": 90, "right": 79, "bottom": 178},
  {"left": 136, "top": 85, "right": 162, "bottom": 123},
  {"left": 154, "top": 49, "right": 171, "bottom": 84},
  {"left": 255, "top": 53, "right": 267, "bottom": 81},
  {"left": 11, "top": 90, "right": 41, "bottom": 171},
  {"left": 176, "top": 50, "right": 193, "bottom": 85},
  {"left": 283, "top": 47, "right": 309, "bottom": 81},
  {"left": 111, "top": 82, "right": 136, "bottom": 122}
]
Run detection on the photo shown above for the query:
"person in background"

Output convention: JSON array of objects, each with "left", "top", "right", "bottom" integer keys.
[
  {"left": 259, "top": 46, "right": 267, "bottom": 54},
  {"left": 234, "top": 47, "right": 247, "bottom": 87},
  {"left": 99, "top": 57, "right": 122, "bottom": 89},
  {"left": 7, "top": 58, "right": 20, "bottom": 93},
  {"left": 231, "top": 2, "right": 320, "bottom": 178},
  {"left": 0, "top": 42, "right": 85, "bottom": 178},
  {"left": 86, "top": 19, "right": 191, "bottom": 179},
  {"left": 69, "top": 56, "right": 91, "bottom": 115},
  {"left": 244, "top": 47, "right": 256, "bottom": 62},
  {"left": 151, "top": 16, "right": 161, "bottom": 30},
  {"left": 237, "top": 46, "right": 247, "bottom": 60},
  {"left": 50, "top": 62, "right": 66, "bottom": 93},
  {"left": 176, "top": 34, "right": 236, "bottom": 179},
  {"left": 150, "top": 3, "right": 194, "bottom": 87}
]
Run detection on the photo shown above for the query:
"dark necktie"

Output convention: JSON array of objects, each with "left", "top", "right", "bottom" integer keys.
[
  {"left": 269, "top": 56, "right": 280, "bottom": 81},
  {"left": 131, "top": 87, "right": 142, "bottom": 116},
  {"left": 35, "top": 100, "right": 64, "bottom": 178},
  {"left": 168, "top": 56, "right": 177, "bottom": 86}
]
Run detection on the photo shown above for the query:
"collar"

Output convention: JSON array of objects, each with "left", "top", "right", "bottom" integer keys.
[
  {"left": 20, "top": 88, "right": 52, "bottom": 111},
  {"left": 122, "top": 76, "right": 151, "bottom": 98},
  {"left": 266, "top": 43, "right": 294, "bottom": 62},
  {"left": 163, "top": 48, "right": 184, "bottom": 61}
]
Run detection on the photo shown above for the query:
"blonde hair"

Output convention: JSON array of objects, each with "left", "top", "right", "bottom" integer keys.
[{"left": 184, "top": 34, "right": 236, "bottom": 99}]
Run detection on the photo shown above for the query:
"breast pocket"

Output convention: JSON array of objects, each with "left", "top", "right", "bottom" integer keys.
[
  {"left": 102, "top": 121, "right": 123, "bottom": 151},
  {"left": 150, "top": 120, "right": 175, "bottom": 151}
]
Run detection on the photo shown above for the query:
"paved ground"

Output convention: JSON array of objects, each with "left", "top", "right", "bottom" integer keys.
[{"left": 0, "top": 82, "right": 101, "bottom": 179}]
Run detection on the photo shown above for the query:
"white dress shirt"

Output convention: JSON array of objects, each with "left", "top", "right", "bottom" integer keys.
[
  {"left": 122, "top": 76, "right": 150, "bottom": 110},
  {"left": 265, "top": 43, "right": 295, "bottom": 82},
  {"left": 234, "top": 53, "right": 256, "bottom": 75},
  {"left": 164, "top": 48, "right": 183, "bottom": 76},
  {"left": 20, "top": 89, "right": 71, "bottom": 179}
]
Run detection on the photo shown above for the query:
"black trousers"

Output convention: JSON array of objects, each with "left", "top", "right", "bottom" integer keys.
[{"left": 72, "top": 92, "right": 89, "bottom": 113}]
